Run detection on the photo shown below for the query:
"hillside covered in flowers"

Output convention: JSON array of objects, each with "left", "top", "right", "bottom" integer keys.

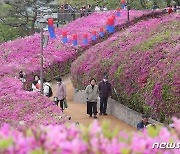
[
  {"left": 0, "top": 10, "right": 159, "bottom": 127},
  {"left": 71, "top": 14, "right": 180, "bottom": 123}
]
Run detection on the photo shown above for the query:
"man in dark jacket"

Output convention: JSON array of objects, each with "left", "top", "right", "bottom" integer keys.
[
  {"left": 137, "top": 114, "right": 150, "bottom": 130},
  {"left": 98, "top": 75, "right": 112, "bottom": 115}
]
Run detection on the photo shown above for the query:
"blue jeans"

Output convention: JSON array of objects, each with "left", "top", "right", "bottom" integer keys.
[{"left": 100, "top": 97, "right": 108, "bottom": 114}]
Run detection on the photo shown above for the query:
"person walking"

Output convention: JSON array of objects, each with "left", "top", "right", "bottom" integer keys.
[
  {"left": 85, "top": 78, "right": 98, "bottom": 119},
  {"left": 98, "top": 75, "right": 112, "bottom": 116},
  {"left": 43, "top": 78, "right": 52, "bottom": 98},
  {"left": 56, "top": 77, "right": 66, "bottom": 112}
]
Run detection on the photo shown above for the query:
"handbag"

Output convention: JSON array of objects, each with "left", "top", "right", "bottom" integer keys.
[{"left": 64, "top": 99, "right": 68, "bottom": 108}]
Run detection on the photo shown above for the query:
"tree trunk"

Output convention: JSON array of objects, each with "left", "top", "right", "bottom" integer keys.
[
  {"left": 165, "top": 0, "right": 171, "bottom": 6},
  {"left": 174, "top": 0, "right": 180, "bottom": 6},
  {"left": 30, "top": 9, "right": 37, "bottom": 34},
  {"left": 140, "top": 0, "right": 147, "bottom": 9}
]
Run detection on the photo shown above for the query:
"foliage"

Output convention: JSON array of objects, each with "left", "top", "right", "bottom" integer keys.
[
  {"left": 0, "top": 77, "right": 66, "bottom": 128},
  {"left": 71, "top": 14, "right": 180, "bottom": 123},
  {"left": 0, "top": 24, "right": 28, "bottom": 42},
  {"left": 0, "top": 118, "right": 179, "bottom": 153},
  {"left": 0, "top": 0, "right": 54, "bottom": 34},
  {"left": 57, "top": 0, "right": 178, "bottom": 10},
  {"left": 0, "top": 10, "right": 152, "bottom": 126}
]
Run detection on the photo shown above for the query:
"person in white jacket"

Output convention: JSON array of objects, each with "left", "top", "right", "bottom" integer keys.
[
  {"left": 95, "top": 5, "right": 101, "bottom": 12},
  {"left": 43, "top": 78, "right": 51, "bottom": 97}
]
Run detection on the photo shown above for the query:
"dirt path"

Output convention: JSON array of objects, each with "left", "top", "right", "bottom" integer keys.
[{"left": 50, "top": 76, "right": 135, "bottom": 132}]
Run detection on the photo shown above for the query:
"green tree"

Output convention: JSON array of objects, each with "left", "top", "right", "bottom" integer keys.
[
  {"left": 0, "top": 0, "right": 53, "bottom": 34},
  {"left": 0, "top": 24, "right": 27, "bottom": 42}
]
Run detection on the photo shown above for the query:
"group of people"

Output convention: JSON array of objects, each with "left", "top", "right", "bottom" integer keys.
[
  {"left": 18, "top": 71, "right": 67, "bottom": 112},
  {"left": 31, "top": 75, "right": 67, "bottom": 112},
  {"left": 31, "top": 75, "right": 52, "bottom": 97},
  {"left": 80, "top": 4, "right": 108, "bottom": 17},
  {"left": 95, "top": 5, "right": 108, "bottom": 12},
  {"left": 85, "top": 75, "right": 112, "bottom": 119},
  {"left": 19, "top": 71, "right": 157, "bottom": 129}
]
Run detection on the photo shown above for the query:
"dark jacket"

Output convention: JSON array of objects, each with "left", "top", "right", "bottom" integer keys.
[
  {"left": 98, "top": 81, "right": 112, "bottom": 98},
  {"left": 137, "top": 121, "right": 150, "bottom": 130}
]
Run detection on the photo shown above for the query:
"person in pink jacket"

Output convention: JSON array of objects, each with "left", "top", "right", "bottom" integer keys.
[{"left": 56, "top": 77, "right": 66, "bottom": 112}]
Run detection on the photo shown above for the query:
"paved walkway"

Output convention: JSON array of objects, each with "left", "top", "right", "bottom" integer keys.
[{"left": 50, "top": 76, "right": 135, "bottom": 132}]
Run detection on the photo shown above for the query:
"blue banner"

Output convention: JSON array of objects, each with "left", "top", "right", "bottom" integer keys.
[
  {"left": 73, "top": 40, "right": 78, "bottom": 46},
  {"left": 92, "top": 35, "right": 96, "bottom": 41},
  {"left": 116, "top": 12, "right": 121, "bottom": 17},
  {"left": 48, "top": 26, "right": 56, "bottom": 38},
  {"left": 62, "top": 37, "right": 68, "bottom": 44},
  {"left": 83, "top": 38, "right": 88, "bottom": 44},
  {"left": 121, "top": 4, "right": 125, "bottom": 9},
  {"left": 108, "top": 25, "right": 115, "bottom": 33},
  {"left": 100, "top": 32, "right": 104, "bottom": 37}
]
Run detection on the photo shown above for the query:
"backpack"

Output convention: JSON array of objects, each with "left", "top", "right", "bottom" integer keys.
[{"left": 47, "top": 85, "right": 53, "bottom": 97}]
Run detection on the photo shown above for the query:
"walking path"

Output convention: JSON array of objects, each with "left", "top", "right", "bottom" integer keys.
[{"left": 50, "top": 76, "right": 135, "bottom": 132}]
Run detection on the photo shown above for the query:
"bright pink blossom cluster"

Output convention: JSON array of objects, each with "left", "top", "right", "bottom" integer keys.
[
  {"left": 0, "top": 118, "right": 179, "bottom": 154},
  {"left": 71, "top": 14, "right": 180, "bottom": 122},
  {"left": 0, "top": 77, "right": 65, "bottom": 128},
  {"left": 0, "top": 10, "right": 154, "bottom": 127}
]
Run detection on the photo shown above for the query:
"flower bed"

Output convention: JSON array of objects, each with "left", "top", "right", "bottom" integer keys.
[
  {"left": 0, "top": 118, "right": 179, "bottom": 154},
  {"left": 71, "top": 14, "right": 180, "bottom": 123},
  {"left": 0, "top": 10, "right": 161, "bottom": 80},
  {"left": 0, "top": 10, "right": 164, "bottom": 127},
  {"left": 0, "top": 77, "right": 66, "bottom": 128}
]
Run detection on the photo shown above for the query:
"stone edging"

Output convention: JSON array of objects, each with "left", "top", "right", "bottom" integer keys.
[{"left": 74, "top": 89, "right": 162, "bottom": 128}]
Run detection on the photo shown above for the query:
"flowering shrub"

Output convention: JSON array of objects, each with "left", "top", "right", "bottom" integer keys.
[
  {"left": 0, "top": 118, "right": 179, "bottom": 154},
  {"left": 71, "top": 14, "right": 180, "bottom": 123},
  {"left": 0, "top": 10, "right": 163, "bottom": 127},
  {"left": 0, "top": 77, "right": 65, "bottom": 128},
  {"left": 0, "top": 10, "right": 159, "bottom": 79}
]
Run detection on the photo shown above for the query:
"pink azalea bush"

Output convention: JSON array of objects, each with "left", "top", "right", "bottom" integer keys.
[
  {"left": 0, "top": 77, "right": 66, "bottom": 128},
  {"left": 0, "top": 118, "right": 179, "bottom": 154},
  {"left": 71, "top": 14, "right": 180, "bottom": 123},
  {"left": 0, "top": 10, "right": 158, "bottom": 79},
  {"left": 0, "top": 10, "right": 162, "bottom": 127}
]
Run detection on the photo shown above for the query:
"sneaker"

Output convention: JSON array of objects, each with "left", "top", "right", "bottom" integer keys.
[
  {"left": 99, "top": 113, "right": 102, "bottom": 116},
  {"left": 94, "top": 116, "right": 97, "bottom": 119},
  {"left": 103, "top": 113, "right": 107, "bottom": 116}
]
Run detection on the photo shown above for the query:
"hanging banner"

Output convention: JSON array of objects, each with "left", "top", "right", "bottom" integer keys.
[
  {"left": 48, "top": 18, "right": 56, "bottom": 38},
  {"left": 83, "top": 33, "right": 88, "bottom": 44},
  {"left": 62, "top": 31, "right": 68, "bottom": 43},
  {"left": 73, "top": 34, "right": 78, "bottom": 46},
  {"left": 92, "top": 31, "right": 97, "bottom": 41},
  {"left": 100, "top": 27, "right": 104, "bottom": 37},
  {"left": 116, "top": 8, "right": 121, "bottom": 17},
  {"left": 121, "top": 0, "right": 126, "bottom": 9}
]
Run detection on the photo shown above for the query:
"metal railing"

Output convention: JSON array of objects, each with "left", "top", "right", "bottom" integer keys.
[{"left": 57, "top": 12, "right": 94, "bottom": 23}]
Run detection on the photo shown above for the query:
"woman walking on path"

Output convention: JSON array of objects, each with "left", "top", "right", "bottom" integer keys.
[
  {"left": 85, "top": 78, "right": 98, "bottom": 119},
  {"left": 56, "top": 77, "right": 66, "bottom": 112}
]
